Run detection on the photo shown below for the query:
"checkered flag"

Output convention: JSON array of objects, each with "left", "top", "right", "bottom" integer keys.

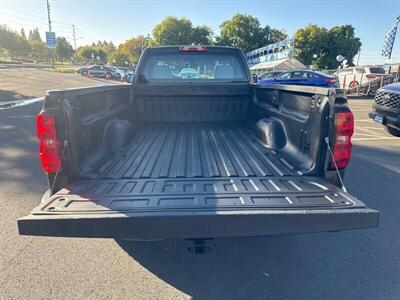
[{"left": 382, "top": 16, "right": 400, "bottom": 58}]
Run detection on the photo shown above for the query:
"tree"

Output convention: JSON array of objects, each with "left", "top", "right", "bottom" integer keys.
[
  {"left": 294, "top": 24, "right": 361, "bottom": 69},
  {"left": 152, "top": 16, "right": 213, "bottom": 45},
  {"left": 77, "top": 45, "right": 107, "bottom": 63},
  {"left": 20, "top": 28, "right": 27, "bottom": 40},
  {"left": 264, "top": 26, "right": 288, "bottom": 44},
  {"left": 29, "top": 40, "right": 49, "bottom": 61},
  {"left": 55, "top": 37, "right": 74, "bottom": 62},
  {"left": 218, "top": 13, "right": 287, "bottom": 53},
  {"left": 327, "top": 25, "right": 361, "bottom": 67},
  {"left": 29, "top": 27, "right": 42, "bottom": 42},
  {"left": 108, "top": 51, "right": 131, "bottom": 66},
  {"left": 117, "top": 35, "right": 149, "bottom": 63},
  {"left": 294, "top": 24, "right": 329, "bottom": 68},
  {"left": 191, "top": 25, "right": 213, "bottom": 45},
  {"left": 0, "top": 26, "right": 20, "bottom": 59},
  {"left": 0, "top": 25, "right": 29, "bottom": 59}
]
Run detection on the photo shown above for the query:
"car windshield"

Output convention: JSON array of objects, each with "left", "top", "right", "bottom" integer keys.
[{"left": 141, "top": 52, "right": 247, "bottom": 81}]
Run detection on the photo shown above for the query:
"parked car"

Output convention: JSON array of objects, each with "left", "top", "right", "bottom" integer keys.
[
  {"left": 369, "top": 82, "right": 400, "bottom": 137},
  {"left": 76, "top": 65, "right": 116, "bottom": 79},
  {"left": 258, "top": 71, "right": 283, "bottom": 80},
  {"left": 335, "top": 66, "right": 387, "bottom": 90},
  {"left": 179, "top": 67, "right": 199, "bottom": 79},
  {"left": 19, "top": 46, "right": 378, "bottom": 244},
  {"left": 258, "top": 70, "right": 339, "bottom": 87},
  {"left": 109, "top": 66, "right": 126, "bottom": 80}
]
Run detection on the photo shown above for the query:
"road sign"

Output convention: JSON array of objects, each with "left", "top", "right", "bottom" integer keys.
[{"left": 46, "top": 32, "right": 56, "bottom": 49}]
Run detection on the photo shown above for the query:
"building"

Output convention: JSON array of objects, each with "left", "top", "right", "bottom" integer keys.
[{"left": 250, "top": 57, "right": 306, "bottom": 77}]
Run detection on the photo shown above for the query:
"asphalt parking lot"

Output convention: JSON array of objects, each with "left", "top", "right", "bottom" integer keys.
[
  {"left": 0, "top": 67, "right": 118, "bottom": 103},
  {"left": 0, "top": 88, "right": 399, "bottom": 298}
]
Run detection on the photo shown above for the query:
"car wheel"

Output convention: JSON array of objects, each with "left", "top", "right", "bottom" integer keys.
[
  {"left": 348, "top": 81, "right": 359, "bottom": 91},
  {"left": 105, "top": 73, "right": 112, "bottom": 80},
  {"left": 385, "top": 126, "right": 400, "bottom": 137},
  {"left": 82, "top": 70, "right": 88, "bottom": 76}
]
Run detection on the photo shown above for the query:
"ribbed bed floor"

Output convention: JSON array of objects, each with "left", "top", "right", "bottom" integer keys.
[{"left": 98, "top": 122, "right": 298, "bottom": 179}]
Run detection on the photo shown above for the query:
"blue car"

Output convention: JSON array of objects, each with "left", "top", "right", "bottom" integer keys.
[{"left": 258, "top": 70, "right": 339, "bottom": 88}]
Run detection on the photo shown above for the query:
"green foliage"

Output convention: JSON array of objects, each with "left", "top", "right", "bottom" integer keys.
[
  {"left": 29, "top": 28, "right": 42, "bottom": 42},
  {"left": 0, "top": 25, "right": 30, "bottom": 59},
  {"left": 77, "top": 45, "right": 107, "bottom": 62},
  {"left": 29, "top": 40, "right": 50, "bottom": 61},
  {"left": 55, "top": 37, "right": 74, "bottom": 62},
  {"left": 327, "top": 25, "right": 361, "bottom": 67},
  {"left": 294, "top": 24, "right": 329, "bottom": 68},
  {"left": 218, "top": 13, "right": 287, "bottom": 53},
  {"left": 152, "top": 16, "right": 213, "bottom": 46},
  {"left": 117, "top": 35, "right": 146, "bottom": 63},
  {"left": 95, "top": 40, "right": 116, "bottom": 55},
  {"left": 108, "top": 51, "right": 131, "bottom": 66},
  {"left": 20, "top": 28, "right": 27, "bottom": 40},
  {"left": 295, "top": 24, "right": 361, "bottom": 69}
]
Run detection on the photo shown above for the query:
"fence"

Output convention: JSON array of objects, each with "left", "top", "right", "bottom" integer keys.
[{"left": 344, "top": 72, "right": 400, "bottom": 96}]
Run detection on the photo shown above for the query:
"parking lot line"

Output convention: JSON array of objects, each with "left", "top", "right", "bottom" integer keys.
[
  {"left": 361, "top": 126, "right": 385, "bottom": 130},
  {"left": 352, "top": 137, "right": 399, "bottom": 141},
  {"left": 353, "top": 133, "right": 381, "bottom": 137}
]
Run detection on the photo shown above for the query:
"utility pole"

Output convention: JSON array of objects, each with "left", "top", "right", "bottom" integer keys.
[
  {"left": 72, "top": 24, "right": 77, "bottom": 63},
  {"left": 46, "top": 0, "right": 55, "bottom": 68}
]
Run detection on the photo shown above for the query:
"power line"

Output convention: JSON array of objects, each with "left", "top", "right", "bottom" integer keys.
[
  {"left": 0, "top": 11, "right": 49, "bottom": 27},
  {"left": 0, "top": 4, "right": 73, "bottom": 30}
]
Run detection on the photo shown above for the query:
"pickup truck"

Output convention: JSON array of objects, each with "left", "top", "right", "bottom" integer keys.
[
  {"left": 369, "top": 83, "right": 400, "bottom": 137},
  {"left": 18, "top": 46, "right": 379, "bottom": 240}
]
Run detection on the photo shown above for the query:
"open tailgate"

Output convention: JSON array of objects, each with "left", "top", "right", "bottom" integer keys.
[{"left": 18, "top": 176, "right": 378, "bottom": 239}]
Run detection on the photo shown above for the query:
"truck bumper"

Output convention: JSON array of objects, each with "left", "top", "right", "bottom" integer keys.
[
  {"left": 18, "top": 177, "right": 379, "bottom": 239},
  {"left": 18, "top": 207, "right": 378, "bottom": 239},
  {"left": 369, "top": 111, "right": 400, "bottom": 130}
]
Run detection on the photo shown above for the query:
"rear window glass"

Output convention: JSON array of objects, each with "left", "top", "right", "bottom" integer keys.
[
  {"left": 140, "top": 52, "right": 247, "bottom": 82},
  {"left": 369, "top": 67, "right": 385, "bottom": 74}
]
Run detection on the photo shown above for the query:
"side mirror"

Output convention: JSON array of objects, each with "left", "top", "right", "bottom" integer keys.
[
  {"left": 252, "top": 74, "right": 258, "bottom": 83},
  {"left": 126, "top": 73, "right": 134, "bottom": 83}
]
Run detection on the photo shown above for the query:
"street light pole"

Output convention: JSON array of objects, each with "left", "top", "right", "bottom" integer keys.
[
  {"left": 72, "top": 24, "right": 77, "bottom": 63},
  {"left": 141, "top": 34, "right": 151, "bottom": 55}
]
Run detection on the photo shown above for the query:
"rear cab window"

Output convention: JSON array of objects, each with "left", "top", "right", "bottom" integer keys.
[{"left": 138, "top": 47, "right": 248, "bottom": 83}]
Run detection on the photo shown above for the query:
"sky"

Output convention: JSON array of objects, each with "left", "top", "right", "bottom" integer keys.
[{"left": 1, "top": 0, "right": 400, "bottom": 65}]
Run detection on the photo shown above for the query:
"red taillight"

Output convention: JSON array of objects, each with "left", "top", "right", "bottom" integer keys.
[
  {"left": 366, "top": 74, "right": 377, "bottom": 79},
  {"left": 37, "top": 113, "right": 61, "bottom": 173},
  {"left": 330, "top": 111, "right": 354, "bottom": 169},
  {"left": 179, "top": 46, "right": 208, "bottom": 52},
  {"left": 325, "top": 78, "right": 335, "bottom": 85}
]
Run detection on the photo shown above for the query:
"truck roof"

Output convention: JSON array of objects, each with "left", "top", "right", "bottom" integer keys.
[{"left": 145, "top": 45, "right": 242, "bottom": 52}]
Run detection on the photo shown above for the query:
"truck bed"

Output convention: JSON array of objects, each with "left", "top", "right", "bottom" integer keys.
[{"left": 98, "top": 122, "right": 299, "bottom": 180}]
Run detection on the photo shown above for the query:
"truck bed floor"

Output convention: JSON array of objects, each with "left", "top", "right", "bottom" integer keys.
[{"left": 98, "top": 122, "right": 299, "bottom": 179}]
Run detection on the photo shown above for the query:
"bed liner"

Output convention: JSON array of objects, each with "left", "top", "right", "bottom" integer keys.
[{"left": 98, "top": 122, "right": 300, "bottom": 180}]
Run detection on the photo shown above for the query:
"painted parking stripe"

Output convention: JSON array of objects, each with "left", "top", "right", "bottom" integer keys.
[
  {"left": 353, "top": 133, "right": 381, "bottom": 137},
  {"left": 352, "top": 137, "right": 399, "bottom": 141}
]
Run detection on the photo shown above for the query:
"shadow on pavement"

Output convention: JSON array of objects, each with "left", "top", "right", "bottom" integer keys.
[
  {"left": 0, "top": 102, "right": 47, "bottom": 198},
  {"left": 116, "top": 143, "right": 400, "bottom": 300},
  {"left": 0, "top": 90, "right": 33, "bottom": 102}
]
